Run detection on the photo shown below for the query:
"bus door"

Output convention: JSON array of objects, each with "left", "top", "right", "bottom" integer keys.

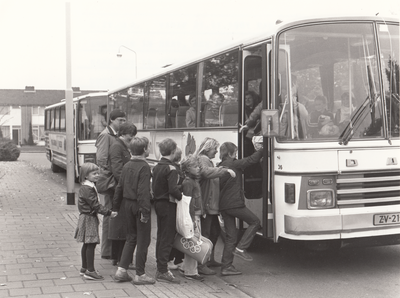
[{"left": 241, "top": 41, "right": 273, "bottom": 239}]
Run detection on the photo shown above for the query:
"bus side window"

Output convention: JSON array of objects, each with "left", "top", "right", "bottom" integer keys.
[
  {"left": 201, "top": 50, "right": 239, "bottom": 127},
  {"left": 220, "top": 101, "right": 238, "bottom": 126},
  {"left": 169, "top": 66, "right": 197, "bottom": 128}
]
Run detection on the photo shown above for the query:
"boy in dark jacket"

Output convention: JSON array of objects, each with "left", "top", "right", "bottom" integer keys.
[
  {"left": 218, "top": 142, "right": 263, "bottom": 276},
  {"left": 112, "top": 137, "right": 155, "bottom": 285},
  {"left": 152, "top": 138, "right": 182, "bottom": 284}
]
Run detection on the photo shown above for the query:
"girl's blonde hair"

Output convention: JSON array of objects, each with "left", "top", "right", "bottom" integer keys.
[
  {"left": 195, "top": 137, "right": 219, "bottom": 156},
  {"left": 79, "top": 162, "right": 99, "bottom": 183}
]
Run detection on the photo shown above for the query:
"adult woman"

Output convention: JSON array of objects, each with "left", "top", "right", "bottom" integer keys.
[
  {"left": 244, "top": 91, "right": 260, "bottom": 120},
  {"left": 195, "top": 137, "right": 235, "bottom": 275},
  {"left": 243, "top": 91, "right": 261, "bottom": 139},
  {"left": 108, "top": 122, "right": 137, "bottom": 266}
]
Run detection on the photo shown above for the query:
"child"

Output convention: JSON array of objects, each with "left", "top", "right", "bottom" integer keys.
[
  {"left": 218, "top": 142, "right": 263, "bottom": 276},
  {"left": 168, "top": 147, "right": 185, "bottom": 270},
  {"left": 74, "top": 162, "right": 118, "bottom": 280},
  {"left": 152, "top": 138, "right": 182, "bottom": 284},
  {"left": 113, "top": 137, "right": 155, "bottom": 285},
  {"left": 179, "top": 154, "right": 204, "bottom": 281}
]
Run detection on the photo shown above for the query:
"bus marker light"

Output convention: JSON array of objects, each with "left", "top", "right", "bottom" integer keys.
[
  {"left": 322, "top": 179, "right": 333, "bottom": 185},
  {"left": 307, "top": 190, "right": 334, "bottom": 209},
  {"left": 285, "top": 183, "right": 295, "bottom": 204},
  {"left": 308, "top": 179, "right": 319, "bottom": 186}
]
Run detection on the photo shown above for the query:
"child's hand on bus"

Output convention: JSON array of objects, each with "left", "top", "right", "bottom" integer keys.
[
  {"left": 111, "top": 211, "right": 118, "bottom": 218},
  {"left": 227, "top": 169, "right": 236, "bottom": 178},
  {"left": 239, "top": 123, "right": 249, "bottom": 133}
]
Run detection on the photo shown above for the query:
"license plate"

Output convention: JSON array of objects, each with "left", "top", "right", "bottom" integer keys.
[{"left": 373, "top": 213, "right": 400, "bottom": 226}]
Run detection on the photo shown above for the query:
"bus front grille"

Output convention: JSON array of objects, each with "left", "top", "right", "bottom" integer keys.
[{"left": 336, "top": 171, "right": 400, "bottom": 207}]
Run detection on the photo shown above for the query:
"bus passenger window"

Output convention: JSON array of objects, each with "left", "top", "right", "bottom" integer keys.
[
  {"left": 146, "top": 76, "right": 166, "bottom": 129},
  {"left": 127, "top": 85, "right": 145, "bottom": 130},
  {"left": 201, "top": 50, "right": 239, "bottom": 127},
  {"left": 168, "top": 66, "right": 197, "bottom": 128}
]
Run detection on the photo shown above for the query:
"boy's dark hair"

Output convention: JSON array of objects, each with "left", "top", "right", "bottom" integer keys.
[
  {"left": 79, "top": 162, "right": 99, "bottom": 183},
  {"left": 129, "top": 136, "right": 149, "bottom": 155},
  {"left": 118, "top": 122, "right": 137, "bottom": 137},
  {"left": 158, "top": 138, "right": 177, "bottom": 156},
  {"left": 220, "top": 142, "right": 237, "bottom": 160}
]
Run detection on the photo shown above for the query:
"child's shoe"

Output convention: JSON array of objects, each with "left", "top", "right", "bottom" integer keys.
[
  {"left": 79, "top": 268, "right": 86, "bottom": 276},
  {"left": 185, "top": 274, "right": 204, "bottom": 281},
  {"left": 167, "top": 261, "right": 178, "bottom": 270},
  {"left": 114, "top": 270, "right": 132, "bottom": 282},
  {"left": 156, "top": 270, "right": 181, "bottom": 284},
  {"left": 133, "top": 274, "right": 156, "bottom": 285},
  {"left": 233, "top": 248, "right": 253, "bottom": 261},
  {"left": 198, "top": 264, "right": 216, "bottom": 275},
  {"left": 83, "top": 270, "right": 104, "bottom": 280}
]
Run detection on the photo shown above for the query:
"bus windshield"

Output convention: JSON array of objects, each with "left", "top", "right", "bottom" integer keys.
[{"left": 276, "top": 22, "right": 399, "bottom": 143}]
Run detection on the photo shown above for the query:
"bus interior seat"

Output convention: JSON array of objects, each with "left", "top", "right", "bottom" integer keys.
[
  {"left": 220, "top": 102, "right": 238, "bottom": 126},
  {"left": 169, "top": 104, "right": 179, "bottom": 128},
  {"left": 145, "top": 108, "right": 157, "bottom": 129},
  {"left": 203, "top": 102, "right": 220, "bottom": 126},
  {"left": 176, "top": 106, "right": 190, "bottom": 128}
]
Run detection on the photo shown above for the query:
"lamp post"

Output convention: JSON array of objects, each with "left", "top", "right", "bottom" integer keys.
[{"left": 117, "top": 45, "right": 137, "bottom": 79}]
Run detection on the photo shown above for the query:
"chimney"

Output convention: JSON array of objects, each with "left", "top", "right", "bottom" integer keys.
[
  {"left": 24, "top": 86, "right": 35, "bottom": 93},
  {"left": 72, "top": 87, "right": 81, "bottom": 94}
]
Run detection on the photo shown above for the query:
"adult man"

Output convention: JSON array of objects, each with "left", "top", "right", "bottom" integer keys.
[{"left": 95, "top": 109, "right": 126, "bottom": 259}]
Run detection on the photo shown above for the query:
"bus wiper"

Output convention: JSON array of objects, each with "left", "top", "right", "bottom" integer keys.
[{"left": 339, "top": 65, "right": 376, "bottom": 145}]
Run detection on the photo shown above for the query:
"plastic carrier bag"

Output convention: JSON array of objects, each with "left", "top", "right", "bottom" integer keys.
[
  {"left": 173, "top": 233, "right": 213, "bottom": 265},
  {"left": 176, "top": 195, "right": 194, "bottom": 239}
]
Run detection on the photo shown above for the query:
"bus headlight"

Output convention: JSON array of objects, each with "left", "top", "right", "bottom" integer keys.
[{"left": 307, "top": 190, "right": 335, "bottom": 209}]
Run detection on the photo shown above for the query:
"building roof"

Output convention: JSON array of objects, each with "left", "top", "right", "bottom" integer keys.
[{"left": 0, "top": 87, "right": 106, "bottom": 106}]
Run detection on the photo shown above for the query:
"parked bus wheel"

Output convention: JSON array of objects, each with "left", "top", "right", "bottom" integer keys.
[{"left": 51, "top": 162, "right": 62, "bottom": 173}]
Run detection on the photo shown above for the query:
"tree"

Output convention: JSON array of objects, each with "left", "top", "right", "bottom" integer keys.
[
  {"left": 0, "top": 106, "right": 11, "bottom": 139},
  {"left": 28, "top": 121, "right": 34, "bottom": 145}
]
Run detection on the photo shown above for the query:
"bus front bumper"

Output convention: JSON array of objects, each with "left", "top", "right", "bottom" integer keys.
[{"left": 284, "top": 208, "right": 400, "bottom": 240}]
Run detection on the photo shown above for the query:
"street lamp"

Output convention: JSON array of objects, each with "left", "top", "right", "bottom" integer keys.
[{"left": 117, "top": 45, "right": 137, "bottom": 79}]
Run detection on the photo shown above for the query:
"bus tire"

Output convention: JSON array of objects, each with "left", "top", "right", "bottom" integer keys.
[{"left": 51, "top": 162, "right": 62, "bottom": 173}]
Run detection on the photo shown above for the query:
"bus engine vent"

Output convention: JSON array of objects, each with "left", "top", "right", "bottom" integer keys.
[{"left": 336, "top": 171, "right": 400, "bottom": 208}]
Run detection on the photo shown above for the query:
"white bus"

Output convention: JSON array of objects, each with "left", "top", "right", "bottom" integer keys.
[
  {"left": 44, "top": 92, "right": 108, "bottom": 178},
  {"left": 108, "top": 15, "right": 399, "bottom": 249}
]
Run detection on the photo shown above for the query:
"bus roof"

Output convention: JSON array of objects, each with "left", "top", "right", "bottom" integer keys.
[
  {"left": 108, "top": 14, "right": 398, "bottom": 95},
  {"left": 44, "top": 92, "right": 108, "bottom": 109}
]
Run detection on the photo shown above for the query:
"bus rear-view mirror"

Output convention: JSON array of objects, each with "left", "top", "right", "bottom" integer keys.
[{"left": 261, "top": 109, "right": 279, "bottom": 137}]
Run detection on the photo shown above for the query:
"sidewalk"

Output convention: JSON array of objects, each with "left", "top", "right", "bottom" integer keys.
[{"left": 0, "top": 161, "right": 251, "bottom": 298}]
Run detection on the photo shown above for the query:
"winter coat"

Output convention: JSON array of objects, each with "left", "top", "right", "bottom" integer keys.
[
  {"left": 108, "top": 138, "right": 131, "bottom": 240},
  {"left": 218, "top": 150, "right": 263, "bottom": 211},
  {"left": 112, "top": 157, "right": 152, "bottom": 222},
  {"left": 78, "top": 181, "right": 112, "bottom": 216},
  {"left": 198, "top": 154, "right": 229, "bottom": 215},
  {"left": 95, "top": 126, "right": 118, "bottom": 171},
  {"left": 152, "top": 158, "right": 182, "bottom": 203}
]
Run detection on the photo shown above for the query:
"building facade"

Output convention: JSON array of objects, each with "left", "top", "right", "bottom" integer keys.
[{"left": 0, "top": 86, "right": 104, "bottom": 145}]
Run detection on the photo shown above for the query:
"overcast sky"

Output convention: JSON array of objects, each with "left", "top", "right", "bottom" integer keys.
[{"left": 0, "top": 0, "right": 398, "bottom": 91}]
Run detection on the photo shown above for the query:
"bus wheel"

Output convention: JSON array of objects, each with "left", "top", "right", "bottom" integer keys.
[{"left": 51, "top": 162, "right": 62, "bottom": 173}]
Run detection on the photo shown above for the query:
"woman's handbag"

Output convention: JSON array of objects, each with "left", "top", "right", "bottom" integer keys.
[
  {"left": 96, "top": 169, "right": 116, "bottom": 194},
  {"left": 175, "top": 195, "right": 194, "bottom": 239},
  {"left": 173, "top": 233, "right": 213, "bottom": 265}
]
